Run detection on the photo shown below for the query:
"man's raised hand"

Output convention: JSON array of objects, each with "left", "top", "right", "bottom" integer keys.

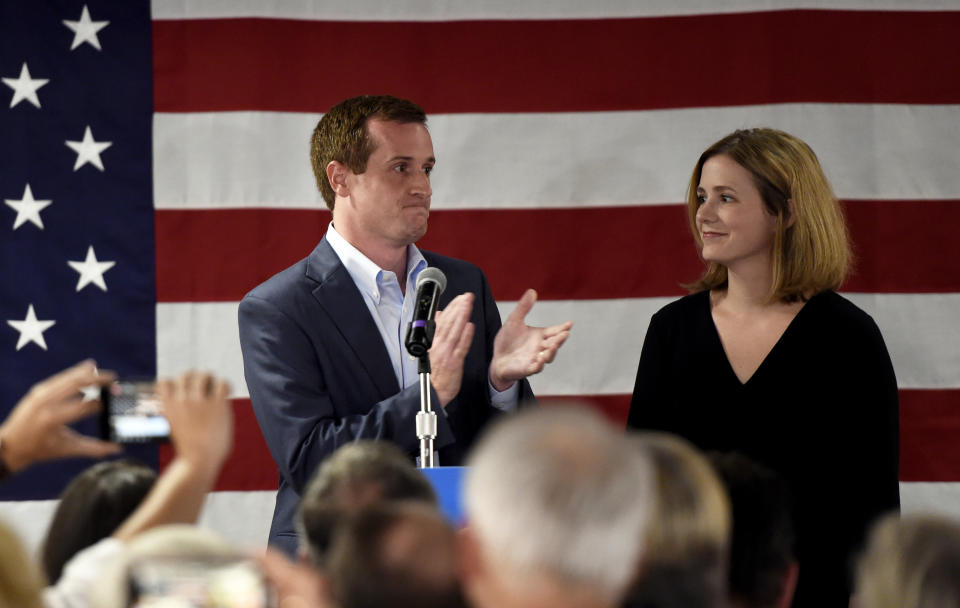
[
  {"left": 489, "top": 289, "right": 572, "bottom": 392},
  {"left": 427, "top": 292, "right": 475, "bottom": 407}
]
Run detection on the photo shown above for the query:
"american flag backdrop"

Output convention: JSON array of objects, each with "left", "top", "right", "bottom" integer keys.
[{"left": 1, "top": 0, "right": 959, "bottom": 551}]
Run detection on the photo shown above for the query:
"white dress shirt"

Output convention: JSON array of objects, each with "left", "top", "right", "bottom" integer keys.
[{"left": 325, "top": 224, "right": 518, "bottom": 408}]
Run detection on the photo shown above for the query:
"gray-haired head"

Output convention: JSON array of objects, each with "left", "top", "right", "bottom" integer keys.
[{"left": 464, "top": 404, "right": 654, "bottom": 601}]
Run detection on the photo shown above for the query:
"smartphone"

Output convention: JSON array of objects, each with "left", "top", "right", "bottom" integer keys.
[
  {"left": 128, "top": 555, "right": 274, "bottom": 608},
  {"left": 100, "top": 379, "right": 170, "bottom": 443}
]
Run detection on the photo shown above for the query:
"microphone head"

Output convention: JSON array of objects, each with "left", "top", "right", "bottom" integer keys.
[{"left": 416, "top": 267, "right": 447, "bottom": 295}]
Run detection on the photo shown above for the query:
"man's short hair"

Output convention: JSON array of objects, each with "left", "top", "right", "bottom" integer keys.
[
  {"left": 297, "top": 440, "right": 436, "bottom": 566},
  {"left": 709, "top": 451, "right": 794, "bottom": 608},
  {"left": 464, "top": 405, "right": 654, "bottom": 601},
  {"left": 327, "top": 502, "right": 465, "bottom": 608},
  {"left": 310, "top": 95, "right": 427, "bottom": 210}
]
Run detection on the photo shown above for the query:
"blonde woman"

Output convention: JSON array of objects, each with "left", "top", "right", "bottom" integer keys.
[
  {"left": 628, "top": 128, "right": 899, "bottom": 606},
  {"left": 0, "top": 519, "right": 45, "bottom": 608},
  {"left": 854, "top": 513, "right": 960, "bottom": 608},
  {"left": 624, "top": 432, "right": 731, "bottom": 608}
]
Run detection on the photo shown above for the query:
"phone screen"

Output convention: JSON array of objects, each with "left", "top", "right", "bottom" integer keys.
[
  {"left": 128, "top": 556, "right": 272, "bottom": 607},
  {"left": 101, "top": 380, "right": 170, "bottom": 443}
]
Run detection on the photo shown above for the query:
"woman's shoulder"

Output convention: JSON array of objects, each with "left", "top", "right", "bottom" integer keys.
[
  {"left": 804, "top": 290, "right": 886, "bottom": 345},
  {"left": 651, "top": 291, "right": 710, "bottom": 324},
  {"left": 807, "top": 290, "right": 879, "bottom": 326}
]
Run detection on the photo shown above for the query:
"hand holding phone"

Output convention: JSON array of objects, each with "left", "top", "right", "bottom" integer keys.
[{"left": 100, "top": 380, "right": 170, "bottom": 443}]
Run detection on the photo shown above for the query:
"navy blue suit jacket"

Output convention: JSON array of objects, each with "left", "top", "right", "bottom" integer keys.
[{"left": 238, "top": 237, "right": 532, "bottom": 555}]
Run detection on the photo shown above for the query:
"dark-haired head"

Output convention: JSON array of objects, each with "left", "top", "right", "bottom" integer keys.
[
  {"left": 709, "top": 452, "right": 796, "bottom": 608},
  {"left": 41, "top": 459, "right": 156, "bottom": 583}
]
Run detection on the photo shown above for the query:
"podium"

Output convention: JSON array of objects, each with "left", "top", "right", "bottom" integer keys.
[{"left": 420, "top": 466, "right": 466, "bottom": 526}]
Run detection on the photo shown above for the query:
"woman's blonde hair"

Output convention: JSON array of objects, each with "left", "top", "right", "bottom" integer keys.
[
  {"left": 0, "top": 518, "right": 45, "bottom": 608},
  {"left": 635, "top": 432, "right": 730, "bottom": 561},
  {"left": 855, "top": 513, "right": 960, "bottom": 608},
  {"left": 685, "top": 128, "right": 852, "bottom": 302},
  {"left": 626, "top": 433, "right": 731, "bottom": 608}
]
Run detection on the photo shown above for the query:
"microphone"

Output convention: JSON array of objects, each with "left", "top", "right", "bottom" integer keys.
[{"left": 405, "top": 267, "right": 447, "bottom": 358}]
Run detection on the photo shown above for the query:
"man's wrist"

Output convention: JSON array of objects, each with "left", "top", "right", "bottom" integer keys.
[{"left": 488, "top": 368, "right": 516, "bottom": 393}]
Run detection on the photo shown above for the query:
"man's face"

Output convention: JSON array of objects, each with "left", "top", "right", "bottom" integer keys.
[{"left": 341, "top": 118, "right": 435, "bottom": 248}]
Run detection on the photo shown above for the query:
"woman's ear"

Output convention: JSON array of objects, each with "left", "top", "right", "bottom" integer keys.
[{"left": 785, "top": 198, "right": 796, "bottom": 228}]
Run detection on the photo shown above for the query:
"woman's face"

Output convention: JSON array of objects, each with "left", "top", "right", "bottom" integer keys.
[{"left": 694, "top": 154, "right": 778, "bottom": 271}]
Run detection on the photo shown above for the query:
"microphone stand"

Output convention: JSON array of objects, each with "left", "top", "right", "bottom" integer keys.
[
  {"left": 405, "top": 269, "right": 446, "bottom": 469},
  {"left": 415, "top": 351, "right": 438, "bottom": 468}
]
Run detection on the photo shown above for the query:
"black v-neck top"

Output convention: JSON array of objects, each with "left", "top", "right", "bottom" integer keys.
[{"left": 628, "top": 290, "right": 900, "bottom": 607}]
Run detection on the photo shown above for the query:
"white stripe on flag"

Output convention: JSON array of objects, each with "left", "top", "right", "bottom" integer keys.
[
  {"left": 157, "top": 293, "right": 960, "bottom": 399},
  {"left": 150, "top": 0, "right": 960, "bottom": 21},
  {"left": 154, "top": 104, "right": 960, "bottom": 210}
]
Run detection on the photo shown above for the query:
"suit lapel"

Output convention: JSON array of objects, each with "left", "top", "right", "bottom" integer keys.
[{"left": 307, "top": 239, "right": 400, "bottom": 399}]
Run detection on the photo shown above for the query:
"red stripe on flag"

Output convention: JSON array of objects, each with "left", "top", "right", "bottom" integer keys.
[
  {"left": 152, "top": 11, "right": 960, "bottom": 113},
  {"left": 155, "top": 200, "right": 960, "bottom": 302},
  {"left": 899, "top": 389, "right": 960, "bottom": 483},
  {"left": 154, "top": 206, "right": 699, "bottom": 302},
  {"left": 155, "top": 208, "right": 331, "bottom": 302},
  {"left": 159, "top": 399, "right": 279, "bottom": 491},
  {"left": 843, "top": 200, "right": 959, "bottom": 293},
  {"left": 197, "top": 390, "right": 960, "bottom": 491},
  {"left": 540, "top": 394, "right": 632, "bottom": 427}
]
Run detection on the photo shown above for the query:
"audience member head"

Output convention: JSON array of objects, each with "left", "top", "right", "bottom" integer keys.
[
  {"left": 297, "top": 440, "right": 437, "bottom": 566},
  {"left": 93, "top": 524, "right": 247, "bottom": 608},
  {"left": 709, "top": 451, "right": 796, "bottom": 608},
  {"left": 310, "top": 95, "right": 428, "bottom": 209},
  {"left": 0, "top": 518, "right": 44, "bottom": 608},
  {"left": 462, "top": 404, "right": 654, "bottom": 608},
  {"left": 41, "top": 458, "right": 157, "bottom": 584},
  {"left": 327, "top": 501, "right": 464, "bottom": 608},
  {"left": 685, "top": 127, "right": 851, "bottom": 302},
  {"left": 624, "top": 432, "right": 730, "bottom": 608},
  {"left": 853, "top": 513, "right": 960, "bottom": 608}
]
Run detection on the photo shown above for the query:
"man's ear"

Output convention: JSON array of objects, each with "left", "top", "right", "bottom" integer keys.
[
  {"left": 457, "top": 525, "right": 485, "bottom": 582},
  {"left": 326, "top": 161, "right": 350, "bottom": 199}
]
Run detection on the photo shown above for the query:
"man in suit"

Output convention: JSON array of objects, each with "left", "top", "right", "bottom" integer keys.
[{"left": 238, "top": 95, "right": 572, "bottom": 555}]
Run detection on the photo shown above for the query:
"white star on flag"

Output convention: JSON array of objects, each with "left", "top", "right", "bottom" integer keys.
[
  {"left": 7, "top": 304, "right": 56, "bottom": 351},
  {"left": 68, "top": 245, "right": 116, "bottom": 292},
  {"left": 63, "top": 5, "right": 109, "bottom": 51},
  {"left": 1, "top": 62, "right": 49, "bottom": 108},
  {"left": 65, "top": 126, "right": 112, "bottom": 171},
  {"left": 4, "top": 184, "right": 52, "bottom": 230},
  {"left": 80, "top": 385, "right": 101, "bottom": 402}
]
